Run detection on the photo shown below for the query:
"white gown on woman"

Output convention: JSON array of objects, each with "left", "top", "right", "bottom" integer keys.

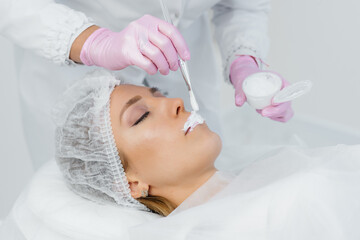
[
  {"left": 129, "top": 144, "right": 360, "bottom": 240},
  {"left": 0, "top": 0, "right": 270, "bottom": 168}
]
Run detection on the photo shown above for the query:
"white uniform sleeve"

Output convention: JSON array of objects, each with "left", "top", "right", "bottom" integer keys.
[
  {"left": 211, "top": 0, "right": 271, "bottom": 82},
  {"left": 0, "top": 0, "right": 94, "bottom": 65}
]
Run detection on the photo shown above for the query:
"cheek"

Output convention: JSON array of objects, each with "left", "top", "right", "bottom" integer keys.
[{"left": 121, "top": 126, "right": 178, "bottom": 170}]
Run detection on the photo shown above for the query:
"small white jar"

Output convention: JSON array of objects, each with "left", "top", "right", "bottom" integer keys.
[{"left": 242, "top": 72, "right": 282, "bottom": 109}]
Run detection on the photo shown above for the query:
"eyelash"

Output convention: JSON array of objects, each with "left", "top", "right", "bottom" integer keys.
[{"left": 133, "top": 111, "right": 150, "bottom": 126}]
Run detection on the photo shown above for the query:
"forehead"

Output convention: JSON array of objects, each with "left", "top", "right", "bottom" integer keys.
[
  {"left": 115, "top": 84, "right": 149, "bottom": 95},
  {"left": 111, "top": 84, "right": 150, "bottom": 101}
]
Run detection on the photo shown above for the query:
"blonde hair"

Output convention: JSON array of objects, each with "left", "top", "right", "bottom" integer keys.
[{"left": 138, "top": 196, "right": 176, "bottom": 217}]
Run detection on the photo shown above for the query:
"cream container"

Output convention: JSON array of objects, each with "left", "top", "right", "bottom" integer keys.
[
  {"left": 242, "top": 72, "right": 282, "bottom": 109},
  {"left": 242, "top": 72, "right": 313, "bottom": 109}
]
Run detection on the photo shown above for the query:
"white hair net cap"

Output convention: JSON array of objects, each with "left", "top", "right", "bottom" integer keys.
[{"left": 52, "top": 70, "right": 149, "bottom": 211}]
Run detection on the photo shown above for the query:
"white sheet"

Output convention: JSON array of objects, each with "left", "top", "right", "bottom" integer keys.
[
  {"left": 1, "top": 144, "right": 359, "bottom": 240},
  {"left": 0, "top": 160, "right": 160, "bottom": 240}
]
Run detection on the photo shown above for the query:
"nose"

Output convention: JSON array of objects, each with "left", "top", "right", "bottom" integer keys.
[
  {"left": 154, "top": 97, "right": 185, "bottom": 118},
  {"left": 169, "top": 98, "right": 185, "bottom": 117}
]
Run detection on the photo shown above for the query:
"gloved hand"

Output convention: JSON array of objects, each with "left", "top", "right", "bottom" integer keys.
[
  {"left": 80, "top": 15, "right": 190, "bottom": 75},
  {"left": 230, "top": 55, "right": 294, "bottom": 122}
]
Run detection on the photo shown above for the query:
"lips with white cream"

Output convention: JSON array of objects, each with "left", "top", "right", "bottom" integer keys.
[{"left": 183, "top": 111, "right": 205, "bottom": 135}]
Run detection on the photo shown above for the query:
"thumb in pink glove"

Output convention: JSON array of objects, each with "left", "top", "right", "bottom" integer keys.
[
  {"left": 230, "top": 55, "right": 294, "bottom": 122},
  {"left": 80, "top": 15, "right": 190, "bottom": 75},
  {"left": 230, "top": 56, "right": 260, "bottom": 107}
]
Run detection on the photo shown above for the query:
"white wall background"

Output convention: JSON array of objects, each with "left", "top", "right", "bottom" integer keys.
[
  {"left": 0, "top": 0, "right": 359, "bottom": 219},
  {"left": 267, "top": 0, "right": 360, "bottom": 131},
  {"left": 0, "top": 39, "right": 34, "bottom": 219}
]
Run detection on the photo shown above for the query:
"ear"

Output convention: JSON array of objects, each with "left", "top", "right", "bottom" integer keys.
[{"left": 127, "top": 172, "right": 149, "bottom": 199}]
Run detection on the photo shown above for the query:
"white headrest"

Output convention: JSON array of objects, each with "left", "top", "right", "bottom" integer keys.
[{"left": 12, "top": 160, "right": 160, "bottom": 240}]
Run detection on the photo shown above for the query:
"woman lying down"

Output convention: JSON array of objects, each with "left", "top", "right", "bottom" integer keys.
[{"left": 53, "top": 70, "right": 360, "bottom": 239}]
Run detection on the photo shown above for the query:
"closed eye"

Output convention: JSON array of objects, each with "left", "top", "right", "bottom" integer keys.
[{"left": 132, "top": 111, "right": 150, "bottom": 126}]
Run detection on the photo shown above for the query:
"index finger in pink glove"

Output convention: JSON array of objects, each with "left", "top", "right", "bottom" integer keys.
[
  {"left": 156, "top": 19, "right": 191, "bottom": 61},
  {"left": 148, "top": 30, "right": 179, "bottom": 71},
  {"left": 133, "top": 15, "right": 189, "bottom": 74},
  {"left": 138, "top": 34, "right": 172, "bottom": 75},
  {"left": 135, "top": 15, "right": 190, "bottom": 69}
]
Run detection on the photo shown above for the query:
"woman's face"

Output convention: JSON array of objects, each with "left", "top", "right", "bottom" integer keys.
[{"left": 110, "top": 84, "right": 221, "bottom": 200}]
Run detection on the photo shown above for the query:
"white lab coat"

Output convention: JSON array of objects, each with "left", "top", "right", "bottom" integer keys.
[{"left": 0, "top": 0, "right": 270, "bottom": 169}]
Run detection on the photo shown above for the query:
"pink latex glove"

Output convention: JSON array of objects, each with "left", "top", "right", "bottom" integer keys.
[
  {"left": 80, "top": 15, "right": 190, "bottom": 75},
  {"left": 230, "top": 55, "right": 294, "bottom": 122}
]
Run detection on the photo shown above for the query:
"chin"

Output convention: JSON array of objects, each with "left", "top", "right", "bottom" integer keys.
[
  {"left": 210, "top": 131, "right": 222, "bottom": 155},
  {"left": 188, "top": 123, "right": 222, "bottom": 160},
  {"left": 183, "top": 128, "right": 221, "bottom": 175},
  {"left": 201, "top": 129, "right": 222, "bottom": 161}
]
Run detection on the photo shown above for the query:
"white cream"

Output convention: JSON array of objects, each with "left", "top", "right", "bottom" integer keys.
[
  {"left": 183, "top": 111, "right": 205, "bottom": 134},
  {"left": 242, "top": 72, "right": 282, "bottom": 109},
  {"left": 189, "top": 90, "right": 199, "bottom": 112}
]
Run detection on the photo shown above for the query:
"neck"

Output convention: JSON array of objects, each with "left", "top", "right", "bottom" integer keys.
[{"left": 164, "top": 166, "right": 218, "bottom": 208}]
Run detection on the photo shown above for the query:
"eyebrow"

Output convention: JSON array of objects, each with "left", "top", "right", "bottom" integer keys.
[
  {"left": 119, "top": 87, "right": 161, "bottom": 123},
  {"left": 149, "top": 87, "right": 160, "bottom": 94}
]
